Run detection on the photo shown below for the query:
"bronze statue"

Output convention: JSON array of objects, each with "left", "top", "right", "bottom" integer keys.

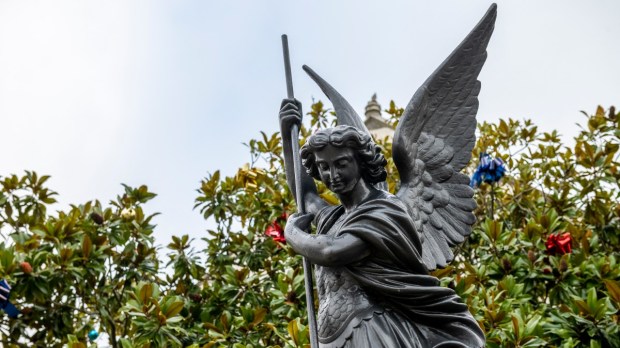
[{"left": 279, "top": 4, "right": 496, "bottom": 347}]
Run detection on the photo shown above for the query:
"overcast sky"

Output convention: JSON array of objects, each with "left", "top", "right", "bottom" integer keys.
[{"left": 1, "top": 0, "right": 618, "bottom": 249}]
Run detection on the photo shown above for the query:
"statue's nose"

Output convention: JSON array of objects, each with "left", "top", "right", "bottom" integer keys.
[{"left": 330, "top": 167, "right": 340, "bottom": 179}]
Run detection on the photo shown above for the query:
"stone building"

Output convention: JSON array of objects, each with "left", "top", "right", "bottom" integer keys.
[{"left": 363, "top": 94, "right": 394, "bottom": 141}]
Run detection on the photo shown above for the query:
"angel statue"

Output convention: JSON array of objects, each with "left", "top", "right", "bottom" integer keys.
[{"left": 278, "top": 4, "right": 496, "bottom": 348}]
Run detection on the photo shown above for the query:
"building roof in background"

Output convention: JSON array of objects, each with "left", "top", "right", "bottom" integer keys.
[{"left": 364, "top": 94, "right": 394, "bottom": 141}]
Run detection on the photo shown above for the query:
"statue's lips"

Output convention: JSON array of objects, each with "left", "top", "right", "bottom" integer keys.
[{"left": 330, "top": 180, "right": 345, "bottom": 189}]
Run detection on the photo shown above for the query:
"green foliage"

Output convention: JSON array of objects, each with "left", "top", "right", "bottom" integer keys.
[
  {"left": 451, "top": 105, "right": 620, "bottom": 347},
  {"left": 1, "top": 175, "right": 160, "bottom": 347},
  {"left": 1, "top": 104, "right": 619, "bottom": 347}
]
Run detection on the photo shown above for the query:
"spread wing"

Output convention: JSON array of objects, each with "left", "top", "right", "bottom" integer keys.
[
  {"left": 303, "top": 64, "right": 388, "bottom": 191},
  {"left": 393, "top": 4, "right": 497, "bottom": 271}
]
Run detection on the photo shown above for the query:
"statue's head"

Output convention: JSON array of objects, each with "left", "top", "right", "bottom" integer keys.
[{"left": 300, "top": 126, "right": 387, "bottom": 191}]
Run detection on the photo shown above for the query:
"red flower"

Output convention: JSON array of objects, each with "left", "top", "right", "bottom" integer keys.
[
  {"left": 545, "top": 232, "right": 572, "bottom": 255},
  {"left": 265, "top": 221, "right": 286, "bottom": 244}
]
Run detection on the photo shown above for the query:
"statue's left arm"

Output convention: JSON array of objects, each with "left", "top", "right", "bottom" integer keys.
[
  {"left": 279, "top": 99, "right": 328, "bottom": 215},
  {"left": 284, "top": 213, "right": 370, "bottom": 267}
]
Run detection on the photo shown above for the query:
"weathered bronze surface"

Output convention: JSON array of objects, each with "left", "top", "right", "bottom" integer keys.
[{"left": 279, "top": 4, "right": 496, "bottom": 347}]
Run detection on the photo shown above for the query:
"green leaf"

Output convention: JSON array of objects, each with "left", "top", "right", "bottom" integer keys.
[
  {"left": 119, "top": 338, "right": 134, "bottom": 348},
  {"left": 139, "top": 283, "right": 153, "bottom": 304},
  {"left": 511, "top": 315, "right": 521, "bottom": 340},
  {"left": 288, "top": 319, "right": 300, "bottom": 346},
  {"left": 251, "top": 307, "right": 267, "bottom": 327},
  {"left": 163, "top": 301, "right": 184, "bottom": 318},
  {"left": 603, "top": 279, "right": 620, "bottom": 304},
  {"left": 82, "top": 234, "right": 92, "bottom": 258}
]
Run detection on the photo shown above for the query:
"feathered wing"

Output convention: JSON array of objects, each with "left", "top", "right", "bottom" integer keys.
[
  {"left": 302, "top": 65, "right": 369, "bottom": 134},
  {"left": 394, "top": 4, "right": 497, "bottom": 271},
  {"left": 303, "top": 64, "right": 388, "bottom": 191}
]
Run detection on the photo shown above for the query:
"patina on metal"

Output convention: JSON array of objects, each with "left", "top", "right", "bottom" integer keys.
[{"left": 279, "top": 4, "right": 496, "bottom": 347}]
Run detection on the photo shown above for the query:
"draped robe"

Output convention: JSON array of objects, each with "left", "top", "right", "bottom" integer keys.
[{"left": 313, "top": 191, "right": 485, "bottom": 347}]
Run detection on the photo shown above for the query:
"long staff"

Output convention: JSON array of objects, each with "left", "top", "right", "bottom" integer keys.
[{"left": 281, "top": 34, "right": 319, "bottom": 348}]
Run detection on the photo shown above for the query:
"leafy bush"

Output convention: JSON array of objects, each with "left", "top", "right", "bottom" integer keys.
[
  {"left": 459, "top": 106, "right": 620, "bottom": 347},
  {"left": 0, "top": 175, "right": 161, "bottom": 347},
  {"left": 1, "top": 104, "right": 618, "bottom": 347}
]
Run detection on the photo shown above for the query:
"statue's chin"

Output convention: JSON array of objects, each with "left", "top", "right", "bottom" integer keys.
[{"left": 329, "top": 183, "right": 349, "bottom": 195}]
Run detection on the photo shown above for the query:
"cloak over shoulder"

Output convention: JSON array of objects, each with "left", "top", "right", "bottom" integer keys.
[{"left": 315, "top": 192, "right": 485, "bottom": 347}]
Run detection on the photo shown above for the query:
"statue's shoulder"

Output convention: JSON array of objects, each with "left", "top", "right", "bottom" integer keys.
[
  {"left": 360, "top": 190, "right": 407, "bottom": 212},
  {"left": 316, "top": 191, "right": 410, "bottom": 230},
  {"left": 314, "top": 204, "right": 344, "bottom": 234}
]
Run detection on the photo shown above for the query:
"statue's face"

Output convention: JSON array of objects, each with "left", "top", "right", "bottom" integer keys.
[{"left": 314, "top": 145, "right": 361, "bottom": 195}]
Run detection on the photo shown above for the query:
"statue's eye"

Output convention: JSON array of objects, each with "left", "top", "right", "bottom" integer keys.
[
  {"left": 336, "top": 159, "right": 349, "bottom": 168},
  {"left": 318, "top": 163, "right": 329, "bottom": 171}
]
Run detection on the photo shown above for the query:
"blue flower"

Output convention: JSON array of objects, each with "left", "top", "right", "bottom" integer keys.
[
  {"left": 470, "top": 153, "right": 506, "bottom": 187},
  {"left": 0, "top": 279, "right": 20, "bottom": 319}
]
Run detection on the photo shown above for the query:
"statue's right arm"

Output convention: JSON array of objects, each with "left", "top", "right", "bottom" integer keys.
[
  {"left": 284, "top": 213, "right": 370, "bottom": 266},
  {"left": 279, "top": 99, "right": 328, "bottom": 215}
]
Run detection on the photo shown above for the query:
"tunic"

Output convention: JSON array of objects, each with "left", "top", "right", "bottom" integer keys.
[{"left": 313, "top": 191, "right": 484, "bottom": 348}]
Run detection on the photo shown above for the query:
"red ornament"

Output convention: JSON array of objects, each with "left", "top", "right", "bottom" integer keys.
[
  {"left": 20, "top": 261, "right": 33, "bottom": 274},
  {"left": 545, "top": 232, "right": 572, "bottom": 255},
  {"left": 278, "top": 212, "right": 289, "bottom": 221},
  {"left": 265, "top": 221, "right": 286, "bottom": 244}
]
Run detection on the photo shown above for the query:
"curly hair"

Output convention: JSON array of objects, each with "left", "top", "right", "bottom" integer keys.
[{"left": 300, "top": 125, "right": 387, "bottom": 184}]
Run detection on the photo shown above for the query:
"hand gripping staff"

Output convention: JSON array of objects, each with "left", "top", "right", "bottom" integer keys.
[{"left": 281, "top": 34, "right": 319, "bottom": 348}]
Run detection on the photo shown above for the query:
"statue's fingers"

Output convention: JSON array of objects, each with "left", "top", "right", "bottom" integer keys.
[
  {"left": 279, "top": 113, "right": 303, "bottom": 128},
  {"left": 280, "top": 103, "right": 300, "bottom": 114},
  {"left": 280, "top": 106, "right": 299, "bottom": 114},
  {"left": 280, "top": 98, "right": 298, "bottom": 109},
  {"left": 0, "top": 294, "right": 6, "bottom": 300},
  {"left": 280, "top": 110, "right": 302, "bottom": 120}
]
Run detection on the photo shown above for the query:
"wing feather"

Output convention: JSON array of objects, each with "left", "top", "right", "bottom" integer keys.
[
  {"left": 394, "top": 4, "right": 496, "bottom": 270},
  {"left": 421, "top": 226, "right": 449, "bottom": 268}
]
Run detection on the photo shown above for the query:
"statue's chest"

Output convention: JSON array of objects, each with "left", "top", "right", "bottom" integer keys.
[{"left": 315, "top": 216, "right": 378, "bottom": 342}]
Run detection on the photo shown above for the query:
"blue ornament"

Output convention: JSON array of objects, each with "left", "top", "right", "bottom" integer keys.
[
  {"left": 88, "top": 329, "right": 99, "bottom": 342},
  {"left": 0, "top": 279, "right": 20, "bottom": 319},
  {"left": 470, "top": 153, "right": 506, "bottom": 187}
]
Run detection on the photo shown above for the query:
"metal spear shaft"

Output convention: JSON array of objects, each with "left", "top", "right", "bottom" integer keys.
[{"left": 281, "top": 34, "right": 319, "bottom": 348}]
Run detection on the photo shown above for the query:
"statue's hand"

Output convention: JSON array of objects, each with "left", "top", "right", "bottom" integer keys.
[{"left": 279, "top": 98, "right": 303, "bottom": 132}]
